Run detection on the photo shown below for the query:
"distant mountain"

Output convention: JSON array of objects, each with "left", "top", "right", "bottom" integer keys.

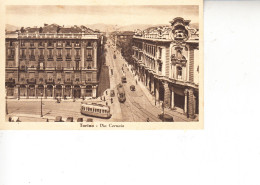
[
  {"left": 85, "top": 23, "right": 199, "bottom": 32},
  {"left": 6, "top": 24, "right": 20, "bottom": 31}
]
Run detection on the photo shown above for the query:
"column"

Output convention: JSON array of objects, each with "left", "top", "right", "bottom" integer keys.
[
  {"left": 184, "top": 89, "right": 188, "bottom": 116},
  {"left": 171, "top": 86, "right": 175, "bottom": 109},
  {"left": 35, "top": 85, "right": 38, "bottom": 98},
  {"left": 163, "top": 82, "right": 170, "bottom": 108},
  {"left": 26, "top": 85, "right": 29, "bottom": 99},
  {"left": 188, "top": 89, "right": 195, "bottom": 119},
  {"left": 92, "top": 85, "right": 97, "bottom": 98}
]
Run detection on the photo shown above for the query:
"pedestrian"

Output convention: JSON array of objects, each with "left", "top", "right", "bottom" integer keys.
[
  {"left": 111, "top": 98, "right": 113, "bottom": 104},
  {"left": 106, "top": 102, "right": 108, "bottom": 106},
  {"left": 147, "top": 118, "right": 150, "bottom": 122},
  {"left": 104, "top": 96, "right": 106, "bottom": 101},
  {"left": 46, "top": 118, "right": 49, "bottom": 122}
]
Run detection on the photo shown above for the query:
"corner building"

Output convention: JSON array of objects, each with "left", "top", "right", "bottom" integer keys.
[
  {"left": 5, "top": 25, "right": 102, "bottom": 100},
  {"left": 132, "top": 17, "right": 199, "bottom": 119}
]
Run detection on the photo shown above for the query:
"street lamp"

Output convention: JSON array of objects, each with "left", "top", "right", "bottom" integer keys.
[
  {"left": 40, "top": 92, "right": 43, "bottom": 117},
  {"left": 6, "top": 89, "right": 8, "bottom": 115}
]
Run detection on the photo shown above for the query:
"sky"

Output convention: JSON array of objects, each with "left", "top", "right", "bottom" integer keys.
[{"left": 6, "top": 5, "right": 199, "bottom": 27}]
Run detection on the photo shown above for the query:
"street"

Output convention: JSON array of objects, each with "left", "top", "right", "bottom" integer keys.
[{"left": 6, "top": 39, "right": 189, "bottom": 122}]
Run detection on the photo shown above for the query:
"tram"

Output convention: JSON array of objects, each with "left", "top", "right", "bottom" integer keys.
[
  {"left": 80, "top": 102, "right": 111, "bottom": 118},
  {"left": 117, "top": 83, "right": 126, "bottom": 103}
]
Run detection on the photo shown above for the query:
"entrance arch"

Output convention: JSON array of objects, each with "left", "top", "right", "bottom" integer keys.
[
  {"left": 46, "top": 85, "right": 53, "bottom": 97},
  {"left": 85, "top": 85, "right": 92, "bottom": 97},
  {"left": 74, "top": 85, "right": 81, "bottom": 98}
]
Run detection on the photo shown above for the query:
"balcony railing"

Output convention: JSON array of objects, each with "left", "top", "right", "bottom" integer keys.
[
  {"left": 19, "top": 66, "right": 27, "bottom": 71},
  {"left": 39, "top": 55, "right": 44, "bottom": 61},
  {"left": 6, "top": 78, "right": 15, "bottom": 84},
  {"left": 30, "top": 55, "right": 36, "bottom": 60},
  {"left": 55, "top": 66, "right": 64, "bottom": 71},
  {"left": 75, "top": 55, "right": 81, "bottom": 60},
  {"left": 55, "top": 79, "right": 63, "bottom": 85},
  {"left": 86, "top": 56, "right": 92, "bottom": 61},
  {"left": 37, "top": 79, "right": 45, "bottom": 84},
  {"left": 7, "top": 55, "right": 15, "bottom": 60},
  {"left": 48, "top": 55, "right": 54, "bottom": 61},
  {"left": 27, "top": 79, "right": 36, "bottom": 84},
  {"left": 64, "top": 79, "right": 72, "bottom": 85},
  {"left": 66, "top": 56, "right": 72, "bottom": 61},
  {"left": 45, "top": 79, "right": 54, "bottom": 84},
  {"left": 73, "top": 67, "right": 81, "bottom": 71},
  {"left": 37, "top": 65, "right": 45, "bottom": 71}
]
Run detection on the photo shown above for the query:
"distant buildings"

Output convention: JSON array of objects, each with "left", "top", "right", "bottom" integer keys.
[
  {"left": 132, "top": 17, "right": 199, "bottom": 118},
  {"left": 5, "top": 24, "right": 103, "bottom": 99}
]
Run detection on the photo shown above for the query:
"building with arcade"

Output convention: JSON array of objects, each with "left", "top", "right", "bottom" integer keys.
[
  {"left": 5, "top": 24, "right": 103, "bottom": 100},
  {"left": 132, "top": 17, "right": 200, "bottom": 119}
]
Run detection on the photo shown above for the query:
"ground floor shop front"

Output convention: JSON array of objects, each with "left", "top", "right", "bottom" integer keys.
[
  {"left": 5, "top": 84, "right": 97, "bottom": 99},
  {"left": 133, "top": 64, "right": 199, "bottom": 119}
]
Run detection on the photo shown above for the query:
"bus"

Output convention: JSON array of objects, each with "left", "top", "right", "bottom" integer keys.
[
  {"left": 81, "top": 102, "right": 111, "bottom": 118},
  {"left": 117, "top": 83, "right": 126, "bottom": 103}
]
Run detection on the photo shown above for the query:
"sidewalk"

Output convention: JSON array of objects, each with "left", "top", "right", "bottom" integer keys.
[{"left": 130, "top": 69, "right": 196, "bottom": 122}]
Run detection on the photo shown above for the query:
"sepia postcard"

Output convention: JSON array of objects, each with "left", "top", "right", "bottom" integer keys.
[{"left": 0, "top": 0, "right": 204, "bottom": 129}]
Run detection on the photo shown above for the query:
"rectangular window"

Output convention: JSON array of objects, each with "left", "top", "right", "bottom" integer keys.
[
  {"left": 86, "top": 73, "right": 92, "bottom": 81},
  {"left": 47, "top": 73, "right": 53, "bottom": 80}
]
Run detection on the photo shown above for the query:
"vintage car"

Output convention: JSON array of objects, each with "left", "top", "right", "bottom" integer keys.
[
  {"left": 158, "top": 113, "right": 174, "bottom": 122},
  {"left": 66, "top": 117, "right": 74, "bottom": 122},
  {"left": 55, "top": 116, "right": 64, "bottom": 122},
  {"left": 130, "top": 85, "right": 135, "bottom": 91},
  {"left": 77, "top": 118, "right": 83, "bottom": 122}
]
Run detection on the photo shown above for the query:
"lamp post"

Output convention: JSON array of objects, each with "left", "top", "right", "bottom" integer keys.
[
  {"left": 41, "top": 92, "right": 43, "bottom": 117},
  {"left": 6, "top": 89, "right": 8, "bottom": 115}
]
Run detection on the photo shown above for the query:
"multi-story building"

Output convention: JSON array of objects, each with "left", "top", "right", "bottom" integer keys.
[
  {"left": 132, "top": 17, "right": 200, "bottom": 119},
  {"left": 5, "top": 24, "right": 103, "bottom": 99}
]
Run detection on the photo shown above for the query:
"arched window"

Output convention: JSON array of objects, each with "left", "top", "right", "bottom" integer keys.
[
  {"left": 177, "top": 50, "right": 182, "bottom": 59},
  {"left": 177, "top": 66, "right": 182, "bottom": 80}
]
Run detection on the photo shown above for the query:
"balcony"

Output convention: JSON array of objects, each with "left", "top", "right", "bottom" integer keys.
[
  {"left": 65, "top": 44, "right": 72, "bottom": 48},
  {"left": 29, "top": 55, "right": 36, "bottom": 61},
  {"left": 75, "top": 55, "right": 81, "bottom": 60},
  {"left": 29, "top": 44, "right": 35, "bottom": 48},
  {"left": 47, "top": 55, "right": 54, "bottom": 61},
  {"left": 6, "top": 78, "right": 15, "bottom": 84},
  {"left": 45, "top": 79, "right": 54, "bottom": 84},
  {"left": 73, "top": 67, "right": 81, "bottom": 71},
  {"left": 27, "top": 78, "right": 36, "bottom": 84},
  {"left": 86, "top": 56, "right": 92, "bottom": 61},
  {"left": 56, "top": 44, "right": 63, "bottom": 48},
  {"left": 20, "top": 55, "right": 26, "bottom": 59},
  {"left": 7, "top": 55, "right": 15, "bottom": 60},
  {"left": 171, "top": 54, "right": 187, "bottom": 66},
  {"left": 55, "top": 79, "right": 63, "bottom": 85},
  {"left": 73, "top": 79, "right": 82, "bottom": 85},
  {"left": 19, "top": 78, "right": 27, "bottom": 85},
  {"left": 19, "top": 65, "right": 27, "bottom": 71},
  {"left": 64, "top": 79, "right": 72, "bottom": 85},
  {"left": 55, "top": 66, "right": 64, "bottom": 71},
  {"left": 39, "top": 55, "right": 44, "bottom": 61},
  {"left": 56, "top": 55, "right": 63, "bottom": 61},
  {"left": 37, "top": 65, "right": 45, "bottom": 71},
  {"left": 66, "top": 56, "right": 72, "bottom": 61},
  {"left": 74, "top": 44, "right": 81, "bottom": 48},
  {"left": 37, "top": 78, "right": 45, "bottom": 85}
]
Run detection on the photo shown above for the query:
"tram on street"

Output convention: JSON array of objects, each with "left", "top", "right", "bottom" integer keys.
[
  {"left": 117, "top": 83, "right": 126, "bottom": 103},
  {"left": 81, "top": 102, "right": 111, "bottom": 118}
]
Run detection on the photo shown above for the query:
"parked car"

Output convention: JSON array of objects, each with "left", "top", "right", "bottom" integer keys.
[
  {"left": 66, "top": 117, "right": 74, "bottom": 122},
  {"left": 55, "top": 116, "right": 63, "bottom": 122},
  {"left": 86, "top": 118, "right": 93, "bottom": 122},
  {"left": 77, "top": 118, "right": 83, "bottom": 122},
  {"left": 110, "top": 90, "right": 115, "bottom": 97},
  {"left": 130, "top": 85, "right": 135, "bottom": 91},
  {"left": 158, "top": 113, "right": 174, "bottom": 122}
]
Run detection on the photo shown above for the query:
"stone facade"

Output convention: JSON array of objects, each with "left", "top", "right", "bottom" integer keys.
[
  {"left": 5, "top": 24, "right": 102, "bottom": 100},
  {"left": 132, "top": 17, "right": 199, "bottom": 118}
]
